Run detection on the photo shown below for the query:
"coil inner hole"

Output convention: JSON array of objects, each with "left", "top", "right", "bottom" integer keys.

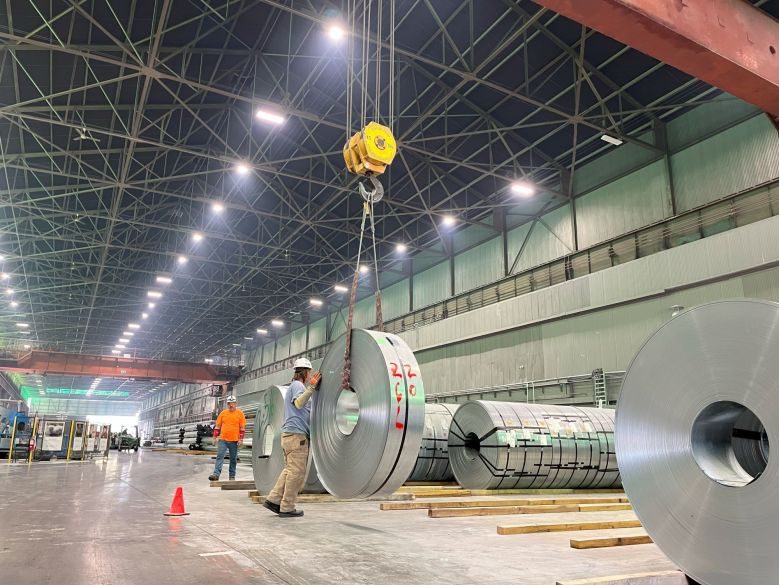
[
  {"left": 691, "top": 401, "right": 768, "bottom": 487},
  {"left": 335, "top": 388, "right": 360, "bottom": 436}
]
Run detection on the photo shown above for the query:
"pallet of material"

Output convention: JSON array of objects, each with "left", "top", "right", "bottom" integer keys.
[
  {"left": 251, "top": 492, "right": 415, "bottom": 504},
  {"left": 556, "top": 571, "right": 688, "bottom": 585},
  {"left": 428, "top": 502, "right": 632, "bottom": 518},
  {"left": 497, "top": 519, "right": 642, "bottom": 535},
  {"left": 381, "top": 496, "right": 629, "bottom": 511},
  {"left": 569, "top": 533, "right": 652, "bottom": 549}
]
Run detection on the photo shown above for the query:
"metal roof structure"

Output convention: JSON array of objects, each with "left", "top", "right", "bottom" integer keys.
[{"left": 1, "top": 0, "right": 776, "bottom": 370}]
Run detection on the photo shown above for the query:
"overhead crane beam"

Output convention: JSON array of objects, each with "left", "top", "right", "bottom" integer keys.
[
  {"left": 0, "top": 351, "right": 239, "bottom": 384},
  {"left": 531, "top": 0, "right": 779, "bottom": 123}
]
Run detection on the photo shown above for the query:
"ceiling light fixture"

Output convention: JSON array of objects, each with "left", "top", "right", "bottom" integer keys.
[
  {"left": 141, "top": 313, "right": 149, "bottom": 319},
  {"left": 600, "top": 133, "right": 624, "bottom": 146},
  {"left": 211, "top": 202, "right": 225, "bottom": 213},
  {"left": 177, "top": 255, "right": 188, "bottom": 265},
  {"left": 10, "top": 301, "right": 18, "bottom": 308},
  {"left": 359, "top": 265, "right": 369, "bottom": 274},
  {"left": 396, "top": 243, "right": 407, "bottom": 253},
  {"left": 192, "top": 232, "right": 204, "bottom": 242},
  {"left": 309, "top": 298, "right": 323, "bottom": 307},
  {"left": 204, "top": 358, "right": 213, "bottom": 363},
  {"left": 115, "top": 344, "right": 126, "bottom": 349},
  {"left": 148, "top": 302, "right": 156, "bottom": 309},
  {"left": 128, "top": 323, "right": 140, "bottom": 329},
  {"left": 235, "top": 163, "right": 250, "bottom": 175},
  {"left": 442, "top": 215, "right": 456, "bottom": 227},
  {"left": 118, "top": 338, "right": 130, "bottom": 343},
  {"left": 147, "top": 290, "right": 163, "bottom": 298},
  {"left": 23, "top": 344, "right": 30, "bottom": 350},
  {"left": 256, "top": 328, "right": 268, "bottom": 335},
  {"left": 15, "top": 323, "right": 28, "bottom": 328},
  {"left": 255, "top": 109, "right": 286, "bottom": 125},
  {"left": 271, "top": 320, "right": 284, "bottom": 328},
  {"left": 334, "top": 284, "right": 348, "bottom": 293},
  {"left": 0, "top": 273, "right": 8, "bottom": 280},
  {"left": 123, "top": 331, "right": 134, "bottom": 336},
  {"left": 510, "top": 181, "right": 536, "bottom": 197},
  {"left": 5, "top": 288, "right": 13, "bottom": 295},
  {"left": 112, "top": 350, "right": 120, "bottom": 355},
  {"left": 156, "top": 276, "right": 172, "bottom": 284},
  {"left": 327, "top": 24, "right": 346, "bottom": 40}
]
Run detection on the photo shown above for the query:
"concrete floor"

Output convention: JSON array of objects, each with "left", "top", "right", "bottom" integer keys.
[{"left": 0, "top": 451, "right": 678, "bottom": 585}]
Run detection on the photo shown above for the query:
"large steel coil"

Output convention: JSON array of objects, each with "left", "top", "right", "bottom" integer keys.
[
  {"left": 617, "top": 300, "right": 779, "bottom": 585},
  {"left": 448, "top": 400, "right": 620, "bottom": 490},
  {"left": 311, "top": 329, "right": 425, "bottom": 499},
  {"left": 407, "top": 403, "right": 460, "bottom": 482},
  {"left": 252, "top": 385, "right": 324, "bottom": 494}
]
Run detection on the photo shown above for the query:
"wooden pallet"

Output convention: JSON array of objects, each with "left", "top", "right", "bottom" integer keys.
[
  {"left": 556, "top": 571, "right": 687, "bottom": 585},
  {"left": 570, "top": 533, "right": 652, "bottom": 549},
  {"left": 210, "top": 480, "right": 255, "bottom": 488},
  {"left": 497, "top": 519, "right": 642, "bottom": 535},
  {"left": 428, "top": 502, "right": 632, "bottom": 518},
  {"left": 251, "top": 492, "right": 415, "bottom": 504},
  {"left": 381, "top": 496, "right": 629, "bottom": 511},
  {"left": 468, "top": 488, "right": 624, "bottom": 496}
]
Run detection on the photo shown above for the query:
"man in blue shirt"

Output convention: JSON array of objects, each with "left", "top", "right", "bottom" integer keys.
[{"left": 263, "top": 357, "right": 320, "bottom": 517}]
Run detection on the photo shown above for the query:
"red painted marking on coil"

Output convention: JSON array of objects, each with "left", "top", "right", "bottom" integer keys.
[
  {"left": 403, "top": 363, "right": 417, "bottom": 378},
  {"left": 409, "top": 384, "right": 417, "bottom": 397},
  {"left": 389, "top": 362, "right": 403, "bottom": 378},
  {"left": 393, "top": 381, "right": 404, "bottom": 429}
]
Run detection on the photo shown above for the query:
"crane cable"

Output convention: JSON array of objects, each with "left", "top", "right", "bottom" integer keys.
[{"left": 341, "top": 0, "right": 393, "bottom": 390}]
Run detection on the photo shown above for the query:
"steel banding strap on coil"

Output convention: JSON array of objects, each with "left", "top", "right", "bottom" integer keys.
[
  {"left": 448, "top": 400, "right": 620, "bottom": 490},
  {"left": 312, "top": 329, "right": 425, "bottom": 499},
  {"left": 617, "top": 300, "right": 779, "bottom": 585},
  {"left": 252, "top": 385, "right": 324, "bottom": 494},
  {"left": 407, "top": 403, "right": 460, "bottom": 482}
]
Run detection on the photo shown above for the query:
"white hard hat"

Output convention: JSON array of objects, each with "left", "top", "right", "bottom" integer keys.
[
  {"left": 226, "top": 395, "right": 237, "bottom": 403},
  {"left": 293, "top": 357, "right": 312, "bottom": 369}
]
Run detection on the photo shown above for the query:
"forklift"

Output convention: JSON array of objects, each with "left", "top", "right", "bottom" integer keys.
[{"left": 116, "top": 426, "right": 141, "bottom": 452}]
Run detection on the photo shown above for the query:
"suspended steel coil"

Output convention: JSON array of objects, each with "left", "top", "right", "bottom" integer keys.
[
  {"left": 311, "top": 329, "right": 425, "bottom": 499},
  {"left": 617, "top": 300, "right": 779, "bottom": 585},
  {"left": 448, "top": 400, "right": 620, "bottom": 490},
  {"left": 252, "top": 385, "right": 324, "bottom": 494},
  {"left": 407, "top": 403, "right": 460, "bottom": 482}
]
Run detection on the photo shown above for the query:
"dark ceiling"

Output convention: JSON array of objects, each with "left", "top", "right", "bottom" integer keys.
[{"left": 0, "top": 0, "right": 776, "bottom": 363}]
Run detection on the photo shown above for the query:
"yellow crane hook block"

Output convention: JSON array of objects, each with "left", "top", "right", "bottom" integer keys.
[{"left": 343, "top": 122, "right": 397, "bottom": 176}]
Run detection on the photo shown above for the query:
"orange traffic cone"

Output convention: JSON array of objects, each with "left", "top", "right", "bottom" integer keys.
[{"left": 164, "top": 486, "right": 190, "bottom": 516}]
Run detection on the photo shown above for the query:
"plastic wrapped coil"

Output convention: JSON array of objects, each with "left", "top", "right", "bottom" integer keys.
[
  {"left": 252, "top": 385, "right": 324, "bottom": 494},
  {"left": 617, "top": 300, "right": 779, "bottom": 585},
  {"left": 311, "top": 329, "right": 425, "bottom": 499},
  {"left": 448, "top": 400, "right": 620, "bottom": 490},
  {"left": 407, "top": 403, "right": 460, "bottom": 482}
]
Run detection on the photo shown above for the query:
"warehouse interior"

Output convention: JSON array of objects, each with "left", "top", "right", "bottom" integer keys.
[{"left": 1, "top": 1, "right": 778, "bottom": 584}]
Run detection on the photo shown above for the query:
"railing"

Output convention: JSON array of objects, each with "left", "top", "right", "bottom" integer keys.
[{"left": 240, "top": 179, "right": 779, "bottom": 383}]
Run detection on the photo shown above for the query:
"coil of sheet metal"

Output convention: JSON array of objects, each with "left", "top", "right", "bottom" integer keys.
[
  {"left": 617, "top": 299, "right": 779, "bottom": 585},
  {"left": 407, "top": 403, "right": 460, "bottom": 482},
  {"left": 311, "top": 329, "right": 425, "bottom": 499},
  {"left": 252, "top": 385, "right": 324, "bottom": 494},
  {"left": 448, "top": 400, "right": 620, "bottom": 490}
]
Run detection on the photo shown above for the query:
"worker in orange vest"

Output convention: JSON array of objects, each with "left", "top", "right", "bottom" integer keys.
[{"left": 208, "top": 395, "right": 246, "bottom": 481}]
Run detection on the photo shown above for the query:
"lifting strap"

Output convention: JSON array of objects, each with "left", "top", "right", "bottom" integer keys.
[{"left": 341, "top": 198, "right": 383, "bottom": 390}]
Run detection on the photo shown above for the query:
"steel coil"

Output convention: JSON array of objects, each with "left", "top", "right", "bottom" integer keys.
[
  {"left": 448, "top": 400, "right": 620, "bottom": 490},
  {"left": 311, "top": 329, "right": 425, "bottom": 499},
  {"left": 617, "top": 299, "right": 779, "bottom": 585},
  {"left": 252, "top": 385, "right": 324, "bottom": 494},
  {"left": 407, "top": 403, "right": 460, "bottom": 482}
]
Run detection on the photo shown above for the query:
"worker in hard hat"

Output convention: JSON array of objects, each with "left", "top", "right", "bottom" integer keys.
[
  {"left": 263, "top": 357, "right": 321, "bottom": 517},
  {"left": 208, "top": 395, "right": 246, "bottom": 482}
]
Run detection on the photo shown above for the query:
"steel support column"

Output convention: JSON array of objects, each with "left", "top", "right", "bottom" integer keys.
[{"left": 532, "top": 0, "right": 779, "bottom": 120}]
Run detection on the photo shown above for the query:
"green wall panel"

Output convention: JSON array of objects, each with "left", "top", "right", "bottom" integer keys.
[
  {"left": 671, "top": 115, "right": 779, "bottom": 213},
  {"left": 507, "top": 203, "right": 574, "bottom": 273},
  {"left": 573, "top": 130, "right": 657, "bottom": 195},
  {"left": 290, "top": 327, "right": 307, "bottom": 355},
  {"left": 576, "top": 160, "right": 672, "bottom": 248},
  {"left": 275, "top": 333, "right": 292, "bottom": 360},
  {"left": 308, "top": 317, "right": 327, "bottom": 348},
  {"left": 454, "top": 237, "right": 503, "bottom": 294},
  {"left": 413, "top": 262, "right": 450, "bottom": 308},
  {"left": 261, "top": 342, "right": 275, "bottom": 366},
  {"left": 381, "top": 279, "right": 410, "bottom": 320}
]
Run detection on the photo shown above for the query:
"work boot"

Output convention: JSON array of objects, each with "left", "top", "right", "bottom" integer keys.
[
  {"left": 229, "top": 476, "right": 235, "bottom": 481},
  {"left": 208, "top": 474, "right": 219, "bottom": 481},
  {"left": 278, "top": 509, "right": 304, "bottom": 517},
  {"left": 262, "top": 500, "right": 280, "bottom": 514}
]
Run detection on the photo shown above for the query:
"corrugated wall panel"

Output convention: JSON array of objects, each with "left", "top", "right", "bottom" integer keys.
[
  {"left": 330, "top": 307, "right": 348, "bottom": 340},
  {"left": 261, "top": 342, "right": 275, "bottom": 366},
  {"left": 454, "top": 237, "right": 503, "bottom": 294},
  {"left": 244, "top": 347, "right": 262, "bottom": 371},
  {"left": 413, "top": 261, "right": 450, "bottom": 308},
  {"left": 672, "top": 116, "right": 779, "bottom": 212},
  {"left": 308, "top": 317, "right": 327, "bottom": 348},
  {"left": 275, "top": 334, "right": 291, "bottom": 361},
  {"left": 573, "top": 130, "right": 658, "bottom": 195},
  {"left": 576, "top": 160, "right": 672, "bottom": 248},
  {"left": 290, "top": 327, "right": 307, "bottom": 355},
  {"left": 507, "top": 204, "right": 574, "bottom": 273},
  {"left": 666, "top": 96, "right": 758, "bottom": 151},
  {"left": 381, "top": 279, "right": 410, "bottom": 320}
]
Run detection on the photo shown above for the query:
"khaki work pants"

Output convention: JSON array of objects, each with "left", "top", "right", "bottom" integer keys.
[{"left": 267, "top": 433, "right": 308, "bottom": 512}]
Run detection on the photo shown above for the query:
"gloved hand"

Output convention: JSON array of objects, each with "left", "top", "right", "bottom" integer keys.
[
  {"left": 308, "top": 371, "right": 322, "bottom": 389},
  {"left": 213, "top": 428, "right": 220, "bottom": 443}
]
